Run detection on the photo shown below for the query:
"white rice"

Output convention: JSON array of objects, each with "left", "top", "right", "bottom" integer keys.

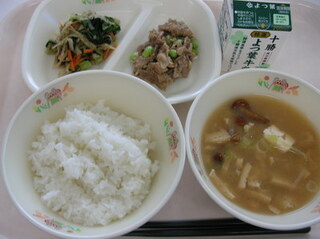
[{"left": 28, "top": 100, "right": 159, "bottom": 226}]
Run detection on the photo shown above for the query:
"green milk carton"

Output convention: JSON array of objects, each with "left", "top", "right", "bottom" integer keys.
[{"left": 219, "top": 0, "right": 292, "bottom": 72}]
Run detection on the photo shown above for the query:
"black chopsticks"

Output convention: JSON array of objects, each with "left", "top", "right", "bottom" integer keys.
[{"left": 125, "top": 218, "right": 311, "bottom": 237}]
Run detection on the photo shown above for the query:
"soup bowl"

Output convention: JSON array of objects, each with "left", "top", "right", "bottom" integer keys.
[
  {"left": 2, "top": 70, "right": 185, "bottom": 239},
  {"left": 185, "top": 68, "right": 320, "bottom": 230}
]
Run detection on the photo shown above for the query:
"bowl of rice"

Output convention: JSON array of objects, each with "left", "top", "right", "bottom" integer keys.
[{"left": 2, "top": 70, "right": 185, "bottom": 239}]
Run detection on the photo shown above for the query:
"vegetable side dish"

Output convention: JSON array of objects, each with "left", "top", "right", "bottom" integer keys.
[
  {"left": 45, "top": 12, "right": 121, "bottom": 75},
  {"left": 201, "top": 95, "right": 320, "bottom": 215},
  {"left": 130, "top": 19, "right": 199, "bottom": 90}
]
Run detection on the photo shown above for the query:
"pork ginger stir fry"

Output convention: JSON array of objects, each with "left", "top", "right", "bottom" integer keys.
[
  {"left": 45, "top": 12, "right": 121, "bottom": 75},
  {"left": 130, "top": 19, "right": 199, "bottom": 90},
  {"left": 202, "top": 96, "right": 320, "bottom": 215}
]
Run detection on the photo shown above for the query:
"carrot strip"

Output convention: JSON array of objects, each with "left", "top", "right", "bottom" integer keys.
[
  {"left": 103, "top": 49, "right": 114, "bottom": 60},
  {"left": 73, "top": 54, "right": 84, "bottom": 68},
  {"left": 71, "top": 23, "right": 79, "bottom": 29},
  {"left": 83, "top": 49, "right": 93, "bottom": 54},
  {"left": 67, "top": 49, "right": 75, "bottom": 72}
]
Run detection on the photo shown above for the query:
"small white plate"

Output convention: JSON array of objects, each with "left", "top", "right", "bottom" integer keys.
[{"left": 22, "top": 0, "right": 221, "bottom": 104}]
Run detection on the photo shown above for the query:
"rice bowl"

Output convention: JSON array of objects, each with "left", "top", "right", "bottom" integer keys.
[
  {"left": 29, "top": 100, "right": 159, "bottom": 226},
  {"left": 2, "top": 70, "right": 185, "bottom": 239}
]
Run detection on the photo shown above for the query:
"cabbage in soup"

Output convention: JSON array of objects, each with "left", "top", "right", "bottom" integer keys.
[{"left": 201, "top": 95, "right": 320, "bottom": 215}]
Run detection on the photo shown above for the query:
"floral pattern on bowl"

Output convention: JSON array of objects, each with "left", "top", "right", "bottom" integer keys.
[
  {"left": 33, "top": 210, "right": 81, "bottom": 233},
  {"left": 33, "top": 83, "right": 74, "bottom": 112}
]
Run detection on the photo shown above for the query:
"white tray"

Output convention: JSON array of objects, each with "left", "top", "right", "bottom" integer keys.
[{"left": 1, "top": 0, "right": 320, "bottom": 238}]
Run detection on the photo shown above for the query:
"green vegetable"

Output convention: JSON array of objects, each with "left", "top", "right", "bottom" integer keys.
[
  {"left": 169, "top": 49, "right": 178, "bottom": 59},
  {"left": 142, "top": 46, "right": 154, "bottom": 58},
  {"left": 68, "top": 15, "right": 79, "bottom": 21},
  {"left": 80, "top": 16, "right": 121, "bottom": 45},
  {"left": 93, "top": 55, "right": 103, "bottom": 64},
  {"left": 191, "top": 39, "right": 199, "bottom": 50},
  {"left": 191, "top": 39, "right": 199, "bottom": 55},
  {"left": 165, "top": 35, "right": 173, "bottom": 45},
  {"left": 239, "top": 136, "right": 253, "bottom": 149},
  {"left": 192, "top": 48, "right": 199, "bottom": 55},
  {"left": 130, "top": 51, "right": 138, "bottom": 61},
  {"left": 174, "top": 39, "right": 183, "bottom": 45},
  {"left": 94, "top": 49, "right": 103, "bottom": 55},
  {"left": 224, "top": 148, "right": 236, "bottom": 160},
  {"left": 79, "top": 60, "right": 92, "bottom": 70},
  {"left": 45, "top": 40, "right": 57, "bottom": 54},
  {"left": 45, "top": 12, "right": 121, "bottom": 75}
]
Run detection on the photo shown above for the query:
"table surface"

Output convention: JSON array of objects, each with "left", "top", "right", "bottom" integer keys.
[{"left": 1, "top": 0, "right": 320, "bottom": 239}]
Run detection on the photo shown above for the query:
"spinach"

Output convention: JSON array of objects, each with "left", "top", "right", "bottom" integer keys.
[
  {"left": 45, "top": 40, "right": 57, "bottom": 54},
  {"left": 80, "top": 16, "right": 120, "bottom": 45}
]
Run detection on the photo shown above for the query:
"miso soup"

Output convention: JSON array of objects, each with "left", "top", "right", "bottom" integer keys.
[{"left": 201, "top": 95, "right": 320, "bottom": 215}]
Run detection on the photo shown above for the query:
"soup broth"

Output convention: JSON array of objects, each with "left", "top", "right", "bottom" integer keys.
[{"left": 201, "top": 95, "right": 320, "bottom": 215}]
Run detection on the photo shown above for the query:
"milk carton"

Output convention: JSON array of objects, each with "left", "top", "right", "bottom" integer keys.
[{"left": 219, "top": 0, "right": 292, "bottom": 72}]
